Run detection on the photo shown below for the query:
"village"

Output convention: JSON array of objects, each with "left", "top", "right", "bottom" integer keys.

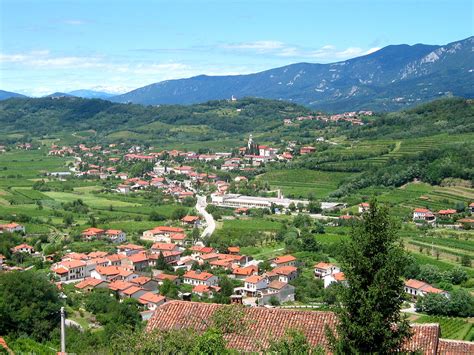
[{"left": 1, "top": 134, "right": 473, "bottom": 327}]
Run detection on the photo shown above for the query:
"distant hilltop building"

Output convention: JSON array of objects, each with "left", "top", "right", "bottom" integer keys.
[{"left": 231, "top": 95, "right": 237, "bottom": 101}]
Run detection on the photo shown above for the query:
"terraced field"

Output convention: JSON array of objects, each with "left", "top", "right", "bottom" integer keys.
[{"left": 259, "top": 169, "right": 353, "bottom": 198}]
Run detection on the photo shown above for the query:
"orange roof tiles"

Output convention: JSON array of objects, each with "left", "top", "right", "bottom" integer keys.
[
  {"left": 438, "top": 339, "right": 474, "bottom": 354},
  {"left": 108, "top": 280, "right": 134, "bottom": 291},
  {"left": 273, "top": 255, "right": 296, "bottom": 264},
  {"left": 139, "top": 292, "right": 165, "bottom": 304},
  {"left": 147, "top": 301, "right": 445, "bottom": 353},
  {"left": 245, "top": 275, "right": 265, "bottom": 283},
  {"left": 75, "top": 277, "right": 106, "bottom": 289},
  {"left": 184, "top": 270, "right": 215, "bottom": 281},
  {"left": 273, "top": 265, "right": 298, "bottom": 275}
]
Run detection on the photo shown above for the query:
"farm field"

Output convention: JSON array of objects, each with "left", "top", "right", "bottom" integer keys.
[{"left": 258, "top": 169, "right": 353, "bottom": 199}]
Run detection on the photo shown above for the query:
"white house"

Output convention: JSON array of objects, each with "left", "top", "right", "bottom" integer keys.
[
  {"left": 183, "top": 270, "right": 218, "bottom": 287},
  {"left": 404, "top": 279, "right": 448, "bottom": 299},
  {"left": 314, "top": 262, "right": 340, "bottom": 279},
  {"left": 323, "top": 272, "right": 346, "bottom": 288},
  {"left": 413, "top": 208, "right": 436, "bottom": 223},
  {"left": 52, "top": 260, "right": 86, "bottom": 282},
  {"left": 243, "top": 275, "right": 268, "bottom": 296}
]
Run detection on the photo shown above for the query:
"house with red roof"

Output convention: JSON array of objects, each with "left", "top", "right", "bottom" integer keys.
[
  {"left": 74, "top": 277, "right": 109, "bottom": 292},
  {"left": 91, "top": 265, "right": 138, "bottom": 282},
  {"left": 123, "top": 252, "right": 150, "bottom": 271},
  {"left": 151, "top": 243, "right": 180, "bottom": 254},
  {"left": 271, "top": 255, "right": 297, "bottom": 268},
  {"left": 122, "top": 285, "right": 148, "bottom": 299},
  {"left": 232, "top": 265, "right": 258, "bottom": 280},
  {"left": 244, "top": 275, "right": 268, "bottom": 297},
  {"left": 117, "top": 243, "right": 146, "bottom": 256},
  {"left": 413, "top": 208, "right": 436, "bottom": 224},
  {"left": 0, "top": 222, "right": 25, "bottom": 234},
  {"left": 314, "top": 262, "right": 340, "bottom": 279},
  {"left": 257, "top": 280, "right": 296, "bottom": 305},
  {"left": 323, "top": 271, "right": 346, "bottom": 288},
  {"left": 130, "top": 276, "right": 159, "bottom": 291},
  {"left": 154, "top": 272, "right": 180, "bottom": 286},
  {"left": 300, "top": 146, "right": 316, "bottom": 155},
  {"left": 105, "top": 229, "right": 126, "bottom": 243},
  {"left": 358, "top": 202, "right": 370, "bottom": 213},
  {"left": 404, "top": 279, "right": 448, "bottom": 300},
  {"left": 192, "top": 284, "right": 221, "bottom": 298},
  {"left": 268, "top": 265, "right": 298, "bottom": 283},
  {"left": 181, "top": 215, "right": 200, "bottom": 226},
  {"left": 81, "top": 227, "right": 105, "bottom": 240},
  {"left": 52, "top": 260, "right": 87, "bottom": 282},
  {"left": 138, "top": 292, "right": 166, "bottom": 310},
  {"left": 142, "top": 226, "right": 185, "bottom": 243},
  {"left": 183, "top": 270, "right": 218, "bottom": 287},
  {"left": 11, "top": 243, "right": 34, "bottom": 254}
]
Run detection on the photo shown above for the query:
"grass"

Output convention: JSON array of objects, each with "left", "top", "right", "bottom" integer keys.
[
  {"left": 414, "top": 315, "right": 473, "bottom": 340},
  {"left": 43, "top": 191, "right": 140, "bottom": 208},
  {"left": 221, "top": 218, "right": 282, "bottom": 231}
]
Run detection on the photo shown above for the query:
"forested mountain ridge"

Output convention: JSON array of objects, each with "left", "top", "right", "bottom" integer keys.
[{"left": 111, "top": 37, "right": 473, "bottom": 111}]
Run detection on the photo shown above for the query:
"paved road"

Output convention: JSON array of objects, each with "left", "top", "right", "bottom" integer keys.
[{"left": 196, "top": 195, "right": 216, "bottom": 239}]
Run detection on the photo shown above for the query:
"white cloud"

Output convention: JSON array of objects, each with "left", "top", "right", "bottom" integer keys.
[
  {"left": 221, "top": 40, "right": 381, "bottom": 61},
  {"left": 63, "top": 19, "right": 86, "bottom": 26},
  {"left": 222, "top": 41, "right": 285, "bottom": 52}
]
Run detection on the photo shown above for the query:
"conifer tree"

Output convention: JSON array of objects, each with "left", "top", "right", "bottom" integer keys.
[{"left": 329, "top": 199, "right": 411, "bottom": 353}]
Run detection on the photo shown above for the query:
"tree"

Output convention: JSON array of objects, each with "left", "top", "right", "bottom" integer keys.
[
  {"left": 63, "top": 213, "right": 74, "bottom": 226},
  {"left": 171, "top": 207, "right": 187, "bottom": 220},
  {"left": 160, "top": 279, "right": 179, "bottom": 299},
  {"left": 448, "top": 267, "right": 468, "bottom": 285},
  {"left": 192, "top": 327, "right": 228, "bottom": 354},
  {"left": 328, "top": 199, "right": 411, "bottom": 353},
  {"left": 461, "top": 254, "right": 471, "bottom": 267},
  {"left": 0, "top": 271, "right": 61, "bottom": 341},
  {"left": 155, "top": 252, "right": 172, "bottom": 272},
  {"left": 267, "top": 329, "right": 318, "bottom": 354}
]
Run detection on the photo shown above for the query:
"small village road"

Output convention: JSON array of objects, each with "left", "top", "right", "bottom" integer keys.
[{"left": 196, "top": 195, "right": 216, "bottom": 239}]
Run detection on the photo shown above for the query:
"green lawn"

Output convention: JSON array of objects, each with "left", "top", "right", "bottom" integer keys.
[{"left": 43, "top": 191, "right": 140, "bottom": 208}]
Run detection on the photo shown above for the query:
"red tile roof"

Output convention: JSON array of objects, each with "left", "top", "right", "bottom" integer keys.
[
  {"left": 273, "top": 265, "right": 298, "bottom": 276},
  {"left": 184, "top": 270, "right": 215, "bottom": 281},
  {"left": 75, "top": 277, "right": 106, "bottom": 289},
  {"left": 181, "top": 215, "right": 200, "bottom": 223},
  {"left": 438, "top": 339, "right": 474, "bottom": 354},
  {"left": 146, "top": 302, "right": 446, "bottom": 353},
  {"left": 139, "top": 292, "right": 165, "bottom": 305},
  {"left": 314, "top": 262, "right": 335, "bottom": 270},
  {"left": 273, "top": 255, "right": 296, "bottom": 264}
]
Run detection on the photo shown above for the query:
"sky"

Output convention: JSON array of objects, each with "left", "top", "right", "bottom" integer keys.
[{"left": 0, "top": 0, "right": 472, "bottom": 96}]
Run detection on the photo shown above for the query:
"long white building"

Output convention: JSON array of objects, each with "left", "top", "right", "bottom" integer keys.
[{"left": 211, "top": 193, "right": 309, "bottom": 209}]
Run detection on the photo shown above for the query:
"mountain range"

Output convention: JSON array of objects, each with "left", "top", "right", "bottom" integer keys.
[
  {"left": 1, "top": 37, "right": 472, "bottom": 112},
  {"left": 111, "top": 36, "right": 473, "bottom": 111}
]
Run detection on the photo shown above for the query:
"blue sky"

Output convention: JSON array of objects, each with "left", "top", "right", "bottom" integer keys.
[{"left": 1, "top": 0, "right": 472, "bottom": 96}]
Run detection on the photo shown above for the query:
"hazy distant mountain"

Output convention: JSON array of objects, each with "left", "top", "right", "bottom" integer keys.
[
  {"left": 112, "top": 37, "right": 473, "bottom": 111},
  {"left": 68, "top": 89, "right": 115, "bottom": 99},
  {"left": 0, "top": 90, "right": 27, "bottom": 100},
  {"left": 44, "top": 92, "right": 75, "bottom": 98}
]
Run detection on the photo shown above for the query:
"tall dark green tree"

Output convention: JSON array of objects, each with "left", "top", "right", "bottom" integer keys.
[
  {"left": 0, "top": 271, "right": 61, "bottom": 341},
  {"left": 329, "top": 199, "right": 411, "bottom": 353}
]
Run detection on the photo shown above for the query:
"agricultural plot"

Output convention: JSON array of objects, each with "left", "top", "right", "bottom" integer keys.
[
  {"left": 414, "top": 315, "right": 473, "bottom": 340},
  {"left": 0, "top": 149, "right": 69, "bottom": 178},
  {"left": 259, "top": 169, "right": 353, "bottom": 198},
  {"left": 221, "top": 218, "right": 282, "bottom": 232},
  {"left": 43, "top": 191, "right": 140, "bottom": 208}
]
